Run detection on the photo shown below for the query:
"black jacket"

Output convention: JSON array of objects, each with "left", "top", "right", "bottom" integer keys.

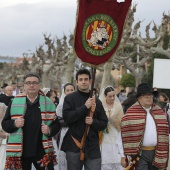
[
  {"left": 61, "top": 90, "right": 108, "bottom": 159},
  {"left": 2, "top": 97, "right": 61, "bottom": 158},
  {"left": 122, "top": 90, "right": 137, "bottom": 113},
  {"left": 0, "top": 94, "right": 14, "bottom": 106}
]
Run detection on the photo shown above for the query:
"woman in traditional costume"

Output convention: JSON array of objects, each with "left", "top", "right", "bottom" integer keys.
[
  {"left": 99, "top": 86, "right": 126, "bottom": 170},
  {"left": 55, "top": 83, "right": 75, "bottom": 170}
]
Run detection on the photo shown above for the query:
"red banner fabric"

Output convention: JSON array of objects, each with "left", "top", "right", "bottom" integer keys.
[{"left": 74, "top": 0, "right": 132, "bottom": 66}]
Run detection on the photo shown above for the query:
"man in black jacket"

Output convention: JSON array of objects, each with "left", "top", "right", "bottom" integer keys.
[
  {"left": 0, "top": 83, "right": 8, "bottom": 96},
  {"left": 122, "top": 87, "right": 137, "bottom": 113},
  {"left": 2, "top": 72, "right": 61, "bottom": 170},
  {"left": 61, "top": 68, "right": 108, "bottom": 170}
]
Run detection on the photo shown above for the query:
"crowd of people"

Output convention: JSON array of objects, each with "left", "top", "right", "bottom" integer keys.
[{"left": 0, "top": 69, "right": 169, "bottom": 170}]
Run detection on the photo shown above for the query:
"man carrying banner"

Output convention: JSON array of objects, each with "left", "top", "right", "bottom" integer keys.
[
  {"left": 61, "top": 68, "right": 108, "bottom": 170},
  {"left": 71, "top": 0, "right": 132, "bottom": 168}
]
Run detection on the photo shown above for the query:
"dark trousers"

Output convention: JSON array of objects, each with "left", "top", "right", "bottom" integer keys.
[
  {"left": 136, "top": 150, "right": 159, "bottom": 170},
  {"left": 21, "top": 157, "right": 54, "bottom": 170},
  {"left": 66, "top": 151, "right": 101, "bottom": 170}
]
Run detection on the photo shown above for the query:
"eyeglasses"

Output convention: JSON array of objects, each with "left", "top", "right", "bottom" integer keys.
[
  {"left": 141, "top": 93, "right": 153, "bottom": 98},
  {"left": 24, "top": 81, "right": 39, "bottom": 86}
]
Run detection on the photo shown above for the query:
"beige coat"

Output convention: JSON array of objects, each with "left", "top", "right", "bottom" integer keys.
[{"left": 0, "top": 102, "right": 7, "bottom": 145}]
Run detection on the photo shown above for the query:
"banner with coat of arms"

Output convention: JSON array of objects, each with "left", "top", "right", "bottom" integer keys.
[{"left": 74, "top": 0, "right": 132, "bottom": 66}]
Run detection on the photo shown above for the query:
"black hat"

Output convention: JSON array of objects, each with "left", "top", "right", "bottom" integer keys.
[
  {"left": 136, "top": 83, "right": 153, "bottom": 98},
  {"left": 1, "top": 83, "right": 8, "bottom": 89}
]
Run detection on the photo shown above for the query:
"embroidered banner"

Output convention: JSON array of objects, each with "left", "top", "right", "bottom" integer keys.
[{"left": 74, "top": 0, "right": 132, "bottom": 66}]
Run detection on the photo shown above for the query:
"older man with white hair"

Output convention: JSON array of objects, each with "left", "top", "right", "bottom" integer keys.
[{"left": 121, "top": 83, "right": 169, "bottom": 170}]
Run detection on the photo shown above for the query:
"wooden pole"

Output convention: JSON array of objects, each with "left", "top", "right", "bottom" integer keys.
[
  {"left": 89, "top": 67, "right": 96, "bottom": 100},
  {"left": 80, "top": 67, "right": 96, "bottom": 160}
]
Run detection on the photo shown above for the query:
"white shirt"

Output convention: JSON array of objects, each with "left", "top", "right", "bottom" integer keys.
[
  {"left": 142, "top": 107, "right": 157, "bottom": 146},
  {"left": 117, "top": 107, "right": 157, "bottom": 157},
  {"left": 13, "top": 89, "right": 20, "bottom": 96}
]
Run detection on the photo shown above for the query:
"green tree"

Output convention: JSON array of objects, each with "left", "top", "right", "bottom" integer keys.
[
  {"left": 163, "top": 34, "right": 170, "bottom": 50},
  {"left": 119, "top": 73, "right": 136, "bottom": 88}
]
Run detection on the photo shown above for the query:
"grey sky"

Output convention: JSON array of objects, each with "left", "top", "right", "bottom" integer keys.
[{"left": 0, "top": 0, "right": 169, "bottom": 57}]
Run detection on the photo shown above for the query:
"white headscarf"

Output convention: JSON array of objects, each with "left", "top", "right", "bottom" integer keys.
[
  {"left": 56, "top": 90, "right": 65, "bottom": 117},
  {"left": 0, "top": 102, "right": 7, "bottom": 121},
  {"left": 99, "top": 85, "right": 120, "bottom": 103},
  {"left": 56, "top": 83, "right": 75, "bottom": 117},
  {"left": 41, "top": 88, "right": 51, "bottom": 95},
  {"left": 99, "top": 86, "right": 123, "bottom": 132}
]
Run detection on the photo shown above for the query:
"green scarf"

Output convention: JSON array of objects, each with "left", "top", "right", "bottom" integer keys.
[{"left": 5, "top": 91, "right": 57, "bottom": 169}]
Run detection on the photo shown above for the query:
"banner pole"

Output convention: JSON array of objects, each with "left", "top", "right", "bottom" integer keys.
[
  {"left": 80, "top": 67, "right": 96, "bottom": 160},
  {"left": 89, "top": 67, "right": 96, "bottom": 98}
]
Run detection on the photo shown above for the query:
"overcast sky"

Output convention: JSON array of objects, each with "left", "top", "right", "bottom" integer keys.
[{"left": 0, "top": 0, "right": 170, "bottom": 57}]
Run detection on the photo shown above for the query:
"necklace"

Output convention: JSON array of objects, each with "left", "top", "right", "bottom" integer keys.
[
  {"left": 106, "top": 101, "right": 114, "bottom": 117},
  {"left": 105, "top": 101, "right": 114, "bottom": 133}
]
